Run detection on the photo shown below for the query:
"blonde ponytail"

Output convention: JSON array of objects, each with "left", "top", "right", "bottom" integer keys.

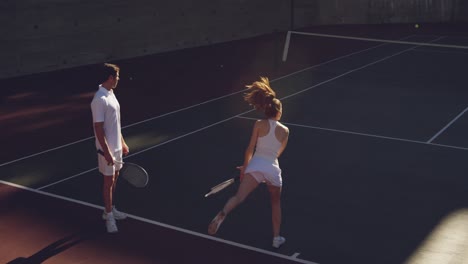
[{"left": 244, "top": 77, "right": 282, "bottom": 118}]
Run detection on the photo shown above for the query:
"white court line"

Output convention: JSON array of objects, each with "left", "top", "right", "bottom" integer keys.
[
  {"left": 0, "top": 137, "right": 93, "bottom": 168},
  {"left": 0, "top": 35, "right": 415, "bottom": 168},
  {"left": 290, "top": 31, "right": 468, "bottom": 50},
  {"left": 0, "top": 180, "right": 105, "bottom": 210},
  {"left": 0, "top": 180, "right": 319, "bottom": 264},
  {"left": 275, "top": 35, "right": 416, "bottom": 82},
  {"left": 237, "top": 116, "right": 468, "bottom": 152},
  {"left": 427, "top": 106, "right": 468, "bottom": 143},
  {"left": 128, "top": 215, "right": 318, "bottom": 264},
  {"left": 37, "top": 167, "right": 98, "bottom": 190},
  {"left": 292, "top": 253, "right": 301, "bottom": 258}
]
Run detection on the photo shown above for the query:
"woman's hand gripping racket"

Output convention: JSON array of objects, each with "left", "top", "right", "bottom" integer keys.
[
  {"left": 204, "top": 166, "right": 243, "bottom": 197},
  {"left": 97, "top": 150, "right": 149, "bottom": 188}
]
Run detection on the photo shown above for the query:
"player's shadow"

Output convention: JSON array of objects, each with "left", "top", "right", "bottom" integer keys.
[{"left": 6, "top": 226, "right": 103, "bottom": 264}]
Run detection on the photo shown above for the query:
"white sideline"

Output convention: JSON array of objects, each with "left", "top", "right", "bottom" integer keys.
[{"left": 0, "top": 180, "right": 319, "bottom": 264}]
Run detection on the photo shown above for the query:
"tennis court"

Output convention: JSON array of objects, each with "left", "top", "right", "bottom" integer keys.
[{"left": 2, "top": 23, "right": 468, "bottom": 264}]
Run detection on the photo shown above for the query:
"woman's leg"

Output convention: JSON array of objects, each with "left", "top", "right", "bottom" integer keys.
[
  {"left": 208, "top": 173, "right": 259, "bottom": 235},
  {"left": 222, "top": 173, "right": 259, "bottom": 215},
  {"left": 267, "top": 184, "right": 282, "bottom": 237}
]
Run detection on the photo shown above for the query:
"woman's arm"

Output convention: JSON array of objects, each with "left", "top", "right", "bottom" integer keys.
[
  {"left": 240, "top": 121, "right": 260, "bottom": 178},
  {"left": 277, "top": 127, "right": 289, "bottom": 158}
]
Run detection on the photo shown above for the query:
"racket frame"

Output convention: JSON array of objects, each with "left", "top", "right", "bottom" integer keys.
[{"left": 205, "top": 176, "right": 240, "bottom": 197}]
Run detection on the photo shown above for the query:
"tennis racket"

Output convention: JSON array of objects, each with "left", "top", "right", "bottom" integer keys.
[
  {"left": 97, "top": 150, "right": 149, "bottom": 188},
  {"left": 205, "top": 175, "right": 240, "bottom": 197}
]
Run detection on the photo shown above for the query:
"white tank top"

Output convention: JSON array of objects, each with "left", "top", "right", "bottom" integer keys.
[{"left": 254, "top": 119, "right": 282, "bottom": 161}]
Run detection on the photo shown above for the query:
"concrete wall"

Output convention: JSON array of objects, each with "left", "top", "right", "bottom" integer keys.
[
  {"left": 455, "top": 0, "right": 468, "bottom": 21},
  {"left": 0, "top": 0, "right": 289, "bottom": 79},
  {"left": 1, "top": 0, "right": 464, "bottom": 79},
  {"left": 292, "top": 0, "right": 459, "bottom": 28}
]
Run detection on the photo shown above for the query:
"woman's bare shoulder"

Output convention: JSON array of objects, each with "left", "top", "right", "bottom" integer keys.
[
  {"left": 275, "top": 122, "right": 289, "bottom": 142},
  {"left": 277, "top": 122, "right": 289, "bottom": 133}
]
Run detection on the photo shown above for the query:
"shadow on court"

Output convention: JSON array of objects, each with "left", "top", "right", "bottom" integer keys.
[
  {"left": 0, "top": 184, "right": 302, "bottom": 264},
  {"left": 7, "top": 229, "right": 100, "bottom": 264}
]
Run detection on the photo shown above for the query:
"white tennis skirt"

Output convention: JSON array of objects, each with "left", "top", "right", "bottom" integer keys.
[{"left": 244, "top": 155, "right": 282, "bottom": 187}]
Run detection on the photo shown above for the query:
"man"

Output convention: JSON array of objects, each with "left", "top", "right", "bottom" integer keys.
[{"left": 91, "top": 63, "right": 129, "bottom": 233}]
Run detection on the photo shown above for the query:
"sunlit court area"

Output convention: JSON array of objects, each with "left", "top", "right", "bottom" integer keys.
[{"left": 2, "top": 1, "right": 468, "bottom": 264}]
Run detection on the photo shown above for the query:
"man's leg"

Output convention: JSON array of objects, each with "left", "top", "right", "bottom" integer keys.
[
  {"left": 103, "top": 174, "right": 115, "bottom": 213},
  {"left": 109, "top": 170, "right": 127, "bottom": 220},
  {"left": 102, "top": 174, "right": 118, "bottom": 233}
]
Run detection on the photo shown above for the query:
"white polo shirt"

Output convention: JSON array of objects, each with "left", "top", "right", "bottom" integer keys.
[{"left": 91, "top": 85, "right": 122, "bottom": 152}]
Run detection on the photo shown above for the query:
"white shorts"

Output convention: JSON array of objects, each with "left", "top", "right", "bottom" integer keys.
[
  {"left": 244, "top": 156, "right": 282, "bottom": 187},
  {"left": 98, "top": 149, "right": 123, "bottom": 176}
]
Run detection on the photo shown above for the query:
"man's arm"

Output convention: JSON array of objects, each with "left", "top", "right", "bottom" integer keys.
[
  {"left": 121, "top": 133, "right": 129, "bottom": 156},
  {"left": 94, "top": 122, "right": 114, "bottom": 164}
]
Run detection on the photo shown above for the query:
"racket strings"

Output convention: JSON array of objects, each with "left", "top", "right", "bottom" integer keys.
[{"left": 120, "top": 164, "right": 148, "bottom": 187}]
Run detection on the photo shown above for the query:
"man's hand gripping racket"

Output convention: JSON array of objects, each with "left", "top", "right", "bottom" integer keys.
[
  {"left": 97, "top": 150, "right": 149, "bottom": 188},
  {"left": 204, "top": 166, "right": 243, "bottom": 197}
]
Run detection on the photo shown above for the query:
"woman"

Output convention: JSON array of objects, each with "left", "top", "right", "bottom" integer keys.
[{"left": 208, "top": 77, "right": 290, "bottom": 248}]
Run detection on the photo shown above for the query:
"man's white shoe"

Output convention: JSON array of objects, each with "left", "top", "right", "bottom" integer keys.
[
  {"left": 272, "top": 236, "right": 286, "bottom": 248},
  {"left": 111, "top": 207, "right": 127, "bottom": 220},
  {"left": 102, "top": 207, "right": 127, "bottom": 220},
  {"left": 106, "top": 217, "right": 118, "bottom": 233}
]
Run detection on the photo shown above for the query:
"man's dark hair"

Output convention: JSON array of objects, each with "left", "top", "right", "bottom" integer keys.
[{"left": 99, "top": 63, "right": 120, "bottom": 83}]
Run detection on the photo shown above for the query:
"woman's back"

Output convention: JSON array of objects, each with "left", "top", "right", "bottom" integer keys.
[{"left": 255, "top": 119, "right": 289, "bottom": 160}]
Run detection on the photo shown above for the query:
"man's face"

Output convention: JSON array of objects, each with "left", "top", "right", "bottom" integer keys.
[{"left": 111, "top": 72, "right": 120, "bottom": 88}]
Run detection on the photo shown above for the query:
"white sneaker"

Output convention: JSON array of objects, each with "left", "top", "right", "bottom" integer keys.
[
  {"left": 111, "top": 207, "right": 127, "bottom": 220},
  {"left": 102, "top": 207, "right": 127, "bottom": 220},
  {"left": 272, "top": 236, "right": 286, "bottom": 248},
  {"left": 106, "top": 217, "right": 118, "bottom": 233}
]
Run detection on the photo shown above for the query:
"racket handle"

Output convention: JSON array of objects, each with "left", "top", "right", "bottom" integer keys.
[{"left": 97, "top": 149, "right": 124, "bottom": 165}]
